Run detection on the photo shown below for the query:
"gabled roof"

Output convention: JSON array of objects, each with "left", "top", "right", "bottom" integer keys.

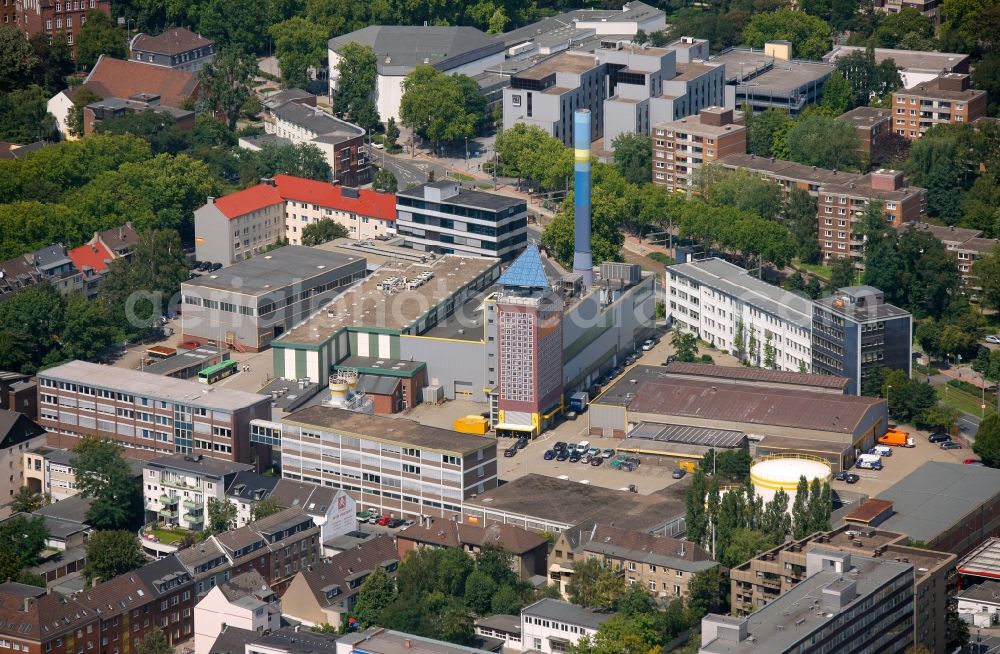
[
  {"left": 0, "top": 410, "right": 45, "bottom": 448},
  {"left": 94, "top": 222, "right": 139, "bottom": 254},
  {"left": 0, "top": 584, "right": 94, "bottom": 639},
  {"left": 131, "top": 27, "right": 214, "bottom": 56},
  {"left": 225, "top": 471, "right": 280, "bottom": 502},
  {"left": 270, "top": 479, "right": 337, "bottom": 517},
  {"left": 497, "top": 243, "right": 550, "bottom": 289},
  {"left": 211, "top": 184, "right": 285, "bottom": 219},
  {"left": 215, "top": 507, "right": 316, "bottom": 558},
  {"left": 566, "top": 522, "right": 716, "bottom": 573},
  {"left": 67, "top": 241, "right": 114, "bottom": 274},
  {"left": 77, "top": 554, "right": 192, "bottom": 618},
  {"left": 217, "top": 570, "right": 275, "bottom": 606},
  {"left": 84, "top": 56, "right": 200, "bottom": 107},
  {"left": 295, "top": 535, "right": 398, "bottom": 609},
  {"left": 273, "top": 175, "right": 395, "bottom": 221},
  {"left": 398, "top": 520, "right": 547, "bottom": 555}
]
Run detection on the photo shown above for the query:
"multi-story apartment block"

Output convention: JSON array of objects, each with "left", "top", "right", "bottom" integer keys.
[
  {"left": 180, "top": 245, "right": 367, "bottom": 352},
  {"left": 666, "top": 258, "right": 815, "bottom": 372},
  {"left": 521, "top": 599, "right": 615, "bottom": 654},
  {"left": 836, "top": 106, "right": 891, "bottom": 159},
  {"left": 194, "top": 184, "right": 285, "bottom": 267},
  {"left": 213, "top": 507, "right": 320, "bottom": 593},
  {"left": 909, "top": 223, "right": 997, "bottom": 290},
  {"left": 13, "top": 0, "right": 111, "bottom": 55},
  {"left": 502, "top": 40, "right": 726, "bottom": 148},
  {"left": 715, "top": 154, "right": 927, "bottom": 264},
  {"left": 251, "top": 406, "right": 498, "bottom": 520},
  {"left": 129, "top": 27, "right": 215, "bottom": 72},
  {"left": 873, "top": 0, "right": 941, "bottom": 23},
  {"left": 0, "top": 410, "right": 46, "bottom": 501},
  {"left": 730, "top": 525, "right": 955, "bottom": 654},
  {"left": 549, "top": 523, "right": 717, "bottom": 600},
  {"left": 817, "top": 169, "right": 927, "bottom": 262},
  {"left": 395, "top": 180, "right": 528, "bottom": 261},
  {"left": 193, "top": 570, "right": 280, "bottom": 654},
  {"left": 144, "top": 454, "right": 253, "bottom": 532},
  {"left": 892, "top": 73, "right": 988, "bottom": 140},
  {"left": 652, "top": 106, "right": 746, "bottom": 192},
  {"left": 77, "top": 555, "right": 196, "bottom": 651},
  {"left": 265, "top": 102, "right": 369, "bottom": 186},
  {"left": 37, "top": 360, "right": 272, "bottom": 465},
  {"left": 24, "top": 446, "right": 86, "bottom": 501},
  {"left": 277, "top": 174, "right": 395, "bottom": 243},
  {"left": 812, "top": 286, "right": 913, "bottom": 395},
  {"left": 701, "top": 549, "right": 914, "bottom": 654},
  {"left": 0, "top": 582, "right": 99, "bottom": 654},
  {"left": 666, "top": 259, "right": 912, "bottom": 392}
]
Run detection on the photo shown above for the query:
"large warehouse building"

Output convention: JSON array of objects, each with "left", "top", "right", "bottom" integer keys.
[{"left": 588, "top": 364, "right": 886, "bottom": 470}]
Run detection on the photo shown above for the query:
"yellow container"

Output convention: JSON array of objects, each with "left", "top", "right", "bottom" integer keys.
[
  {"left": 454, "top": 415, "right": 489, "bottom": 435},
  {"left": 678, "top": 460, "right": 697, "bottom": 473}
]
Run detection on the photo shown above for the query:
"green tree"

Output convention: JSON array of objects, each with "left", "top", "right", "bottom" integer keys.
[
  {"left": 785, "top": 115, "right": 862, "bottom": 171},
  {"left": 301, "top": 219, "right": 349, "bottom": 246},
  {"left": 60, "top": 292, "right": 121, "bottom": 363},
  {"left": 77, "top": 10, "right": 127, "bottom": 69},
  {"left": 821, "top": 71, "right": 853, "bottom": 113},
  {"left": 828, "top": 257, "right": 855, "bottom": 289},
  {"left": 785, "top": 187, "right": 820, "bottom": 263},
  {"left": 807, "top": 478, "right": 831, "bottom": 534},
  {"left": 434, "top": 547, "right": 473, "bottom": 597},
  {"left": 250, "top": 497, "right": 284, "bottom": 522},
  {"left": 791, "top": 475, "right": 811, "bottom": 539},
  {"left": 29, "top": 31, "right": 74, "bottom": 94},
  {"left": 722, "top": 528, "right": 773, "bottom": 568},
  {"left": 761, "top": 488, "right": 791, "bottom": 545},
  {"left": 972, "top": 53, "right": 1000, "bottom": 117},
  {"left": 835, "top": 46, "right": 903, "bottom": 106},
  {"left": 334, "top": 43, "right": 378, "bottom": 129},
  {"left": 742, "top": 9, "right": 833, "bottom": 60},
  {"left": 874, "top": 8, "right": 934, "bottom": 48},
  {"left": 136, "top": 628, "right": 172, "bottom": 654},
  {"left": 0, "top": 25, "right": 41, "bottom": 92},
  {"left": 565, "top": 557, "right": 604, "bottom": 608},
  {"left": 904, "top": 131, "right": 967, "bottom": 224},
  {"left": 372, "top": 168, "right": 398, "bottom": 193},
  {"left": 611, "top": 132, "right": 652, "bottom": 186},
  {"left": 438, "top": 601, "right": 474, "bottom": 645},
  {"left": 198, "top": 49, "right": 258, "bottom": 130},
  {"left": 354, "top": 567, "right": 396, "bottom": 627},
  {"left": 763, "top": 332, "right": 776, "bottom": 369},
  {"left": 686, "top": 567, "right": 729, "bottom": 621},
  {"left": 614, "top": 584, "right": 654, "bottom": 617},
  {"left": 463, "top": 569, "right": 497, "bottom": 614},
  {"left": 0, "top": 514, "right": 49, "bottom": 571},
  {"left": 0, "top": 86, "right": 57, "bottom": 144},
  {"left": 919, "top": 405, "right": 960, "bottom": 432},
  {"left": 474, "top": 544, "right": 518, "bottom": 590},
  {"left": 400, "top": 66, "right": 484, "bottom": 151},
  {"left": 85, "top": 529, "right": 146, "bottom": 583},
  {"left": 489, "top": 584, "right": 523, "bottom": 615},
  {"left": 269, "top": 18, "right": 328, "bottom": 89},
  {"left": 542, "top": 185, "right": 625, "bottom": 267},
  {"left": 95, "top": 110, "right": 190, "bottom": 156},
  {"left": 68, "top": 87, "right": 104, "bottom": 138},
  {"left": 685, "top": 469, "right": 708, "bottom": 546},
  {"left": 207, "top": 498, "right": 237, "bottom": 533},
  {"left": 746, "top": 108, "right": 791, "bottom": 158},
  {"left": 973, "top": 413, "right": 1000, "bottom": 467},
  {"left": 698, "top": 166, "right": 783, "bottom": 221},
  {"left": 570, "top": 613, "right": 660, "bottom": 654},
  {"left": 238, "top": 143, "right": 331, "bottom": 183},
  {"left": 385, "top": 117, "right": 400, "bottom": 148},
  {"left": 974, "top": 245, "right": 1000, "bottom": 312},
  {"left": 72, "top": 437, "right": 143, "bottom": 530},
  {"left": 670, "top": 327, "right": 699, "bottom": 362},
  {"left": 10, "top": 487, "right": 45, "bottom": 514}
]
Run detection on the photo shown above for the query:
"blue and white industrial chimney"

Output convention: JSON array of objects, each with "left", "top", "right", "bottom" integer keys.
[{"left": 572, "top": 109, "right": 594, "bottom": 285}]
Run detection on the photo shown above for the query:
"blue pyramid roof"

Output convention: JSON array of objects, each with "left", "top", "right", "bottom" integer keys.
[{"left": 497, "top": 244, "right": 550, "bottom": 289}]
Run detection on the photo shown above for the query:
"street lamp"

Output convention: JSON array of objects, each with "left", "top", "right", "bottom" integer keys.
[{"left": 886, "top": 385, "right": 892, "bottom": 418}]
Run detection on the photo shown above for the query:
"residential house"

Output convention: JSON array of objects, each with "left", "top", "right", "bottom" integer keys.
[
  {"left": 549, "top": 522, "right": 717, "bottom": 600},
  {"left": 0, "top": 256, "right": 44, "bottom": 301},
  {"left": 0, "top": 582, "right": 99, "bottom": 654},
  {"left": 2, "top": 496, "right": 93, "bottom": 589},
  {"left": 396, "top": 519, "right": 548, "bottom": 581},
  {"left": 0, "top": 372, "right": 33, "bottom": 415},
  {"left": 90, "top": 222, "right": 140, "bottom": 260},
  {"left": 280, "top": 535, "right": 399, "bottom": 629},
  {"left": 651, "top": 106, "right": 746, "bottom": 192},
  {"left": 275, "top": 174, "right": 395, "bottom": 243},
  {"left": 836, "top": 106, "right": 892, "bottom": 159},
  {"left": 0, "top": 410, "right": 47, "bottom": 501},
  {"left": 130, "top": 27, "right": 216, "bottom": 73},
  {"left": 66, "top": 240, "right": 115, "bottom": 298},
  {"left": 82, "top": 97, "right": 195, "bottom": 136},
  {"left": 24, "top": 447, "right": 142, "bottom": 503},
  {"left": 144, "top": 454, "right": 254, "bottom": 532},
  {"left": 265, "top": 103, "right": 370, "bottom": 186},
  {"left": 193, "top": 571, "right": 280, "bottom": 654},
  {"left": 892, "top": 74, "right": 988, "bottom": 140},
  {"left": 908, "top": 223, "right": 997, "bottom": 290},
  {"left": 178, "top": 539, "right": 233, "bottom": 600}
]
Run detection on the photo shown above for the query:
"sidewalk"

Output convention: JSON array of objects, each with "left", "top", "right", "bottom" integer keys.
[{"left": 939, "top": 365, "right": 991, "bottom": 389}]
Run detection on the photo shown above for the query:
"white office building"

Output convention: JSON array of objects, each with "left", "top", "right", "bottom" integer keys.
[
  {"left": 520, "top": 599, "right": 615, "bottom": 654},
  {"left": 666, "top": 258, "right": 813, "bottom": 372}
]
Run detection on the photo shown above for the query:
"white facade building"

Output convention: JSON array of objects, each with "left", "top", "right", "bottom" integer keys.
[
  {"left": 666, "top": 258, "right": 814, "bottom": 372},
  {"left": 520, "top": 599, "right": 614, "bottom": 654},
  {"left": 193, "top": 570, "right": 280, "bottom": 654},
  {"left": 144, "top": 454, "right": 253, "bottom": 531}
]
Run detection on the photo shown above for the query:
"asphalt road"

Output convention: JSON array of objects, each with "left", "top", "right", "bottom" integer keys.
[
  {"left": 967, "top": 634, "right": 1000, "bottom": 654},
  {"left": 958, "top": 412, "right": 982, "bottom": 441}
]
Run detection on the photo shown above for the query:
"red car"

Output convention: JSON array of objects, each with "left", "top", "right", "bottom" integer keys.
[
  {"left": 964, "top": 458, "right": 984, "bottom": 465},
  {"left": 377, "top": 515, "right": 392, "bottom": 526}
]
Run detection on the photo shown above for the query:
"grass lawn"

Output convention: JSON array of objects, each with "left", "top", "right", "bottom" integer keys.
[
  {"left": 147, "top": 527, "right": 191, "bottom": 544},
  {"left": 935, "top": 385, "right": 995, "bottom": 418},
  {"left": 448, "top": 171, "right": 476, "bottom": 182},
  {"left": 794, "top": 259, "right": 832, "bottom": 279}
]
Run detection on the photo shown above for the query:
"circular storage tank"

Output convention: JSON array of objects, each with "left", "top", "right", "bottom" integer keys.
[
  {"left": 750, "top": 456, "right": 832, "bottom": 508},
  {"left": 329, "top": 375, "right": 349, "bottom": 407}
]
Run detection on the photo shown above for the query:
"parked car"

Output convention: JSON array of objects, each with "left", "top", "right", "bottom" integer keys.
[
  {"left": 662, "top": 355, "right": 676, "bottom": 366},
  {"left": 940, "top": 441, "right": 963, "bottom": 450},
  {"left": 371, "top": 142, "right": 384, "bottom": 150},
  {"left": 641, "top": 339, "right": 655, "bottom": 351},
  {"left": 928, "top": 433, "right": 951, "bottom": 443},
  {"left": 377, "top": 515, "right": 392, "bottom": 526},
  {"left": 556, "top": 449, "right": 570, "bottom": 461},
  {"left": 575, "top": 441, "right": 590, "bottom": 454},
  {"left": 987, "top": 335, "right": 1000, "bottom": 344},
  {"left": 400, "top": 520, "right": 415, "bottom": 529},
  {"left": 565, "top": 411, "right": 578, "bottom": 421},
  {"left": 553, "top": 441, "right": 568, "bottom": 452},
  {"left": 601, "top": 449, "right": 615, "bottom": 459},
  {"left": 543, "top": 450, "right": 555, "bottom": 460},
  {"left": 515, "top": 437, "right": 528, "bottom": 450},
  {"left": 504, "top": 446, "right": 517, "bottom": 458},
  {"left": 569, "top": 450, "right": 582, "bottom": 463},
  {"left": 387, "top": 518, "right": 405, "bottom": 528},
  {"left": 590, "top": 456, "right": 604, "bottom": 467},
  {"left": 964, "top": 458, "right": 983, "bottom": 465},
  {"left": 367, "top": 514, "right": 380, "bottom": 524},
  {"left": 672, "top": 469, "right": 686, "bottom": 479},
  {"left": 845, "top": 473, "right": 860, "bottom": 484},
  {"left": 585, "top": 447, "right": 601, "bottom": 460}
]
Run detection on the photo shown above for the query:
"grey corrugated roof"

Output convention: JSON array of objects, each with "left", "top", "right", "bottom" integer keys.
[
  {"left": 668, "top": 258, "right": 813, "bottom": 329},
  {"left": 521, "top": 599, "right": 614, "bottom": 630},
  {"left": 355, "top": 374, "right": 401, "bottom": 396},
  {"left": 875, "top": 462, "right": 1000, "bottom": 543},
  {"left": 958, "top": 579, "right": 1000, "bottom": 605},
  {"left": 329, "top": 26, "right": 504, "bottom": 76},
  {"left": 270, "top": 102, "right": 363, "bottom": 141},
  {"left": 146, "top": 453, "right": 253, "bottom": 478}
]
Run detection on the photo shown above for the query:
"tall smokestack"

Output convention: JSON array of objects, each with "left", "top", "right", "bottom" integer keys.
[{"left": 572, "top": 109, "right": 594, "bottom": 285}]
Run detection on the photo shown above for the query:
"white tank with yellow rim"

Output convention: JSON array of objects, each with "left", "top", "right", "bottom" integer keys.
[{"left": 750, "top": 455, "right": 832, "bottom": 509}]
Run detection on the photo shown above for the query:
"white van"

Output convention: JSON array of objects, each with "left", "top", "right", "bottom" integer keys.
[
  {"left": 575, "top": 441, "right": 590, "bottom": 454},
  {"left": 871, "top": 445, "right": 893, "bottom": 457}
]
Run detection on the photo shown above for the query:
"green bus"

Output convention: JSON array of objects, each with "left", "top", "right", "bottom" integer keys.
[{"left": 198, "top": 359, "right": 238, "bottom": 384}]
